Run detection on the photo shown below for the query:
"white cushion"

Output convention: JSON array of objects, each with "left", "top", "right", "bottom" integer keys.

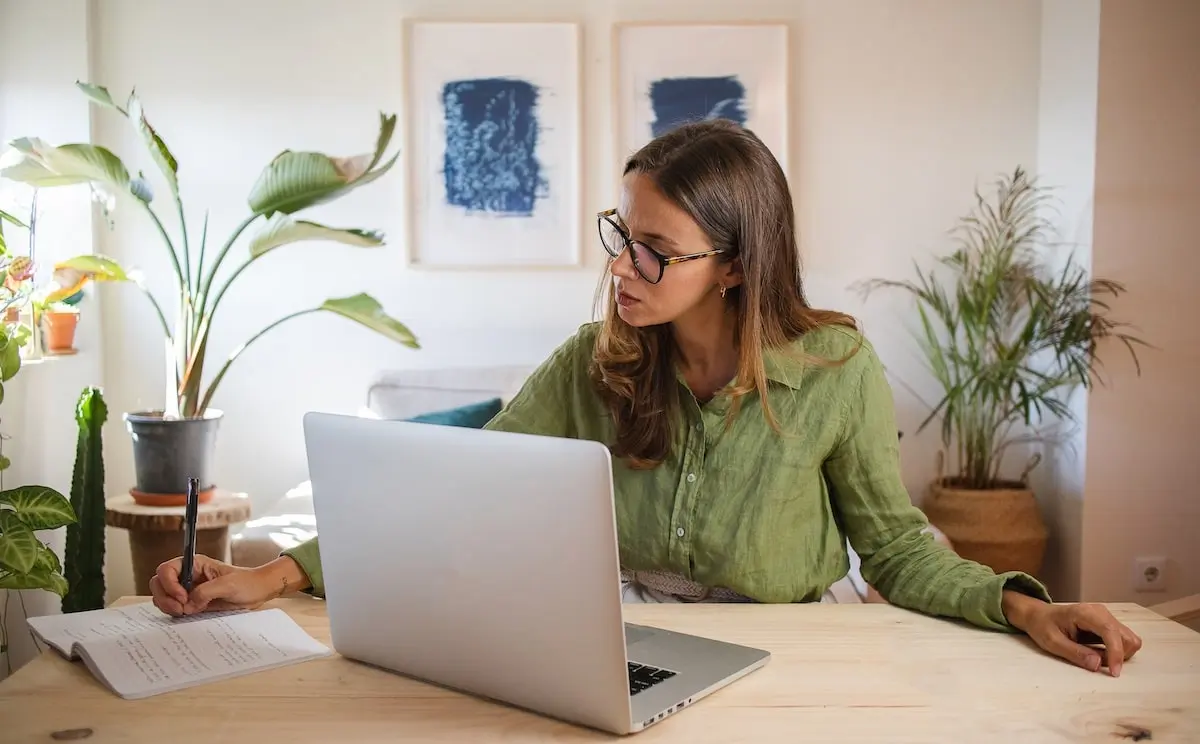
[
  {"left": 230, "top": 481, "right": 317, "bottom": 568},
  {"left": 366, "top": 365, "right": 535, "bottom": 420}
]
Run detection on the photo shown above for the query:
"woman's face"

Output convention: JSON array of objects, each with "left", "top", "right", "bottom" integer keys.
[{"left": 608, "top": 172, "right": 740, "bottom": 328}]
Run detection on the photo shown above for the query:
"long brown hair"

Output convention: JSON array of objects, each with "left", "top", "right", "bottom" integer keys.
[{"left": 590, "top": 119, "right": 859, "bottom": 469}]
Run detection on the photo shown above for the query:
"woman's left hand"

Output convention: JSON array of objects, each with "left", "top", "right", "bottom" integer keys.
[{"left": 1003, "top": 590, "right": 1144, "bottom": 676}]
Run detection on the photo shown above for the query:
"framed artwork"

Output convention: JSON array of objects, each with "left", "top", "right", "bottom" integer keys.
[
  {"left": 403, "top": 20, "right": 583, "bottom": 268},
  {"left": 613, "top": 22, "right": 790, "bottom": 178}
]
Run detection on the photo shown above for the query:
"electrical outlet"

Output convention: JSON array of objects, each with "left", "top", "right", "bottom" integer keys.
[{"left": 1132, "top": 556, "right": 1168, "bottom": 592}]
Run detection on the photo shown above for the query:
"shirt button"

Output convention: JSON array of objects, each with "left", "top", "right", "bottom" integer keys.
[
  {"left": 676, "top": 527, "right": 686, "bottom": 538},
  {"left": 686, "top": 473, "right": 696, "bottom": 483}
]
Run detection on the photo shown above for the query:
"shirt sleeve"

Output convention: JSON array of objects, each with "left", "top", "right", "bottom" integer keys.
[
  {"left": 822, "top": 338, "right": 1053, "bottom": 632},
  {"left": 278, "top": 324, "right": 596, "bottom": 599},
  {"left": 280, "top": 537, "right": 325, "bottom": 598}
]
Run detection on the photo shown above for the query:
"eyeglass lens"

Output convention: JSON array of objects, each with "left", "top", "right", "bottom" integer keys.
[{"left": 598, "top": 217, "right": 662, "bottom": 282}]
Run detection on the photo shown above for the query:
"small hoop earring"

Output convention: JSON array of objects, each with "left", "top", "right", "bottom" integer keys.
[{"left": 719, "top": 285, "right": 728, "bottom": 299}]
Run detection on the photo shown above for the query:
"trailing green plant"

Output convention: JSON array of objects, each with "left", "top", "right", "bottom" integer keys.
[
  {"left": 62, "top": 386, "right": 107, "bottom": 613},
  {"left": 1, "top": 201, "right": 33, "bottom": 320},
  {"left": 857, "top": 167, "right": 1147, "bottom": 490},
  {"left": 0, "top": 81, "right": 418, "bottom": 419},
  {"left": 0, "top": 322, "right": 76, "bottom": 674}
]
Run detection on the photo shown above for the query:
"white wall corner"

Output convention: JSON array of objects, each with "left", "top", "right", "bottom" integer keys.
[{"left": 1031, "top": 0, "right": 1101, "bottom": 601}]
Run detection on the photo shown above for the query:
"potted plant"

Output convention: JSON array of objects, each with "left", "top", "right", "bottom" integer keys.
[
  {"left": 39, "top": 300, "right": 80, "bottom": 354},
  {"left": 0, "top": 82, "right": 419, "bottom": 505},
  {"left": 857, "top": 167, "right": 1146, "bottom": 576}
]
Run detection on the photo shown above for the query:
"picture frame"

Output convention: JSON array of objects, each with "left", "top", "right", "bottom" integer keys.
[
  {"left": 612, "top": 22, "right": 790, "bottom": 181},
  {"left": 402, "top": 19, "right": 584, "bottom": 269}
]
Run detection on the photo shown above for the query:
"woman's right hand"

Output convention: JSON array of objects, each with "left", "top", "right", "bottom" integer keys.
[{"left": 149, "top": 554, "right": 307, "bottom": 616}]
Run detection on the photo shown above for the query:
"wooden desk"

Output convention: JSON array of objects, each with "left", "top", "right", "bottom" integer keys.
[{"left": 1, "top": 596, "right": 1197, "bottom": 742}]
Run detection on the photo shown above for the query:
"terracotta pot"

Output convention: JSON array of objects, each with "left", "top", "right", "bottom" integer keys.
[
  {"left": 3, "top": 307, "right": 17, "bottom": 323},
  {"left": 921, "top": 477, "right": 1048, "bottom": 577},
  {"left": 43, "top": 311, "right": 79, "bottom": 352}
]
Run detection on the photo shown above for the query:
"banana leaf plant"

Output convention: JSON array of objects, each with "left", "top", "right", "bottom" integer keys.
[{"left": 0, "top": 82, "right": 418, "bottom": 419}]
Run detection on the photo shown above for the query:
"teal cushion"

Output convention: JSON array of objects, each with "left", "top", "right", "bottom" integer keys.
[{"left": 404, "top": 398, "right": 503, "bottom": 428}]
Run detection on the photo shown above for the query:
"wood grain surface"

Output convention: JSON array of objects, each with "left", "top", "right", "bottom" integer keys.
[{"left": 1, "top": 595, "right": 1196, "bottom": 743}]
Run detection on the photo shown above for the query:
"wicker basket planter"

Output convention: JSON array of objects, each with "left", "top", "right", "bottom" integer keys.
[{"left": 921, "top": 477, "right": 1048, "bottom": 577}]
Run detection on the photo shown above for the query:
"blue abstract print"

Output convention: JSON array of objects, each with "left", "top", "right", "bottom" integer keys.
[
  {"left": 648, "top": 76, "right": 748, "bottom": 138},
  {"left": 441, "top": 77, "right": 547, "bottom": 216}
]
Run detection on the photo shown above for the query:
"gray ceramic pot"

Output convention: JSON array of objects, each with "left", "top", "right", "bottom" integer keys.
[{"left": 124, "top": 409, "right": 223, "bottom": 495}]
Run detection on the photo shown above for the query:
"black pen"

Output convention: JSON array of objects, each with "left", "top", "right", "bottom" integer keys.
[{"left": 180, "top": 477, "right": 200, "bottom": 592}]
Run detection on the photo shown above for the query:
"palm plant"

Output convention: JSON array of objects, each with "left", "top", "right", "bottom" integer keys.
[
  {"left": 0, "top": 82, "right": 417, "bottom": 420},
  {"left": 858, "top": 167, "right": 1146, "bottom": 490}
]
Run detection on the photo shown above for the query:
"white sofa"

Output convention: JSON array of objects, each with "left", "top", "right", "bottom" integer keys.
[{"left": 231, "top": 366, "right": 948, "bottom": 604}]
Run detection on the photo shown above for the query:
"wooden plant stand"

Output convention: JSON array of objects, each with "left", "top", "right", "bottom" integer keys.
[{"left": 105, "top": 489, "right": 252, "bottom": 595}]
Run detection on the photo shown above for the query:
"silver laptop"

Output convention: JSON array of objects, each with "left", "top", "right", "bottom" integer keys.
[{"left": 302, "top": 411, "right": 769, "bottom": 735}]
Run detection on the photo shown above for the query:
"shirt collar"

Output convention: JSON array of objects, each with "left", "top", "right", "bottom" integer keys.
[
  {"left": 763, "top": 346, "right": 807, "bottom": 390},
  {"left": 671, "top": 346, "right": 807, "bottom": 396}
]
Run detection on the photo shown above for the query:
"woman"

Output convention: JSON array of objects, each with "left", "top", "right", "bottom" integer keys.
[{"left": 150, "top": 119, "right": 1141, "bottom": 677}]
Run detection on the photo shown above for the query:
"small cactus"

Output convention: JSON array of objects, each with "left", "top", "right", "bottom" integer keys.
[{"left": 62, "top": 386, "right": 107, "bottom": 613}]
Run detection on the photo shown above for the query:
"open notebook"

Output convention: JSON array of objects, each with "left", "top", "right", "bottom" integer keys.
[{"left": 26, "top": 602, "right": 332, "bottom": 699}]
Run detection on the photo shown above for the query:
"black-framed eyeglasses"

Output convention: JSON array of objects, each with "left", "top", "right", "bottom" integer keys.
[{"left": 596, "top": 208, "right": 726, "bottom": 284}]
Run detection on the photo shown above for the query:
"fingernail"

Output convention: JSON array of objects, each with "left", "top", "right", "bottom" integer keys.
[{"left": 1088, "top": 656, "right": 1100, "bottom": 671}]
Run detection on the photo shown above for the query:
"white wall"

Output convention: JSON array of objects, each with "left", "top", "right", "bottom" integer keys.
[
  {"left": 88, "top": 0, "right": 1044, "bottom": 506},
  {"left": 9, "top": 0, "right": 1045, "bottom": 601},
  {"left": 1081, "top": 0, "right": 1200, "bottom": 604}
]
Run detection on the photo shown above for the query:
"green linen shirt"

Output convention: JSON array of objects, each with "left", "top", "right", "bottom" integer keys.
[{"left": 282, "top": 322, "right": 1051, "bottom": 631}]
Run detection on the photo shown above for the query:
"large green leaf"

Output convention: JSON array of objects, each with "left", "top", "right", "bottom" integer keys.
[
  {"left": 0, "top": 567, "right": 68, "bottom": 596},
  {"left": 0, "top": 486, "right": 77, "bottom": 531},
  {"left": 34, "top": 541, "right": 62, "bottom": 574},
  {"left": 248, "top": 214, "right": 384, "bottom": 259},
  {"left": 0, "top": 151, "right": 82, "bottom": 187},
  {"left": 0, "top": 208, "right": 26, "bottom": 228},
  {"left": 128, "top": 93, "right": 179, "bottom": 196},
  {"left": 46, "top": 254, "right": 132, "bottom": 304},
  {"left": 0, "top": 137, "right": 144, "bottom": 202},
  {"left": 319, "top": 293, "right": 418, "bottom": 348},
  {"left": 7, "top": 137, "right": 127, "bottom": 184},
  {"left": 194, "top": 290, "right": 418, "bottom": 414},
  {"left": 246, "top": 112, "right": 399, "bottom": 216},
  {"left": 56, "top": 254, "right": 131, "bottom": 282},
  {"left": 0, "top": 208, "right": 24, "bottom": 256},
  {"left": 76, "top": 81, "right": 125, "bottom": 114},
  {"left": 0, "top": 512, "right": 39, "bottom": 574},
  {"left": 0, "top": 330, "right": 19, "bottom": 382}
]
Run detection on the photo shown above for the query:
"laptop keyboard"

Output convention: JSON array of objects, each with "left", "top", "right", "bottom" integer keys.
[{"left": 628, "top": 662, "right": 675, "bottom": 695}]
